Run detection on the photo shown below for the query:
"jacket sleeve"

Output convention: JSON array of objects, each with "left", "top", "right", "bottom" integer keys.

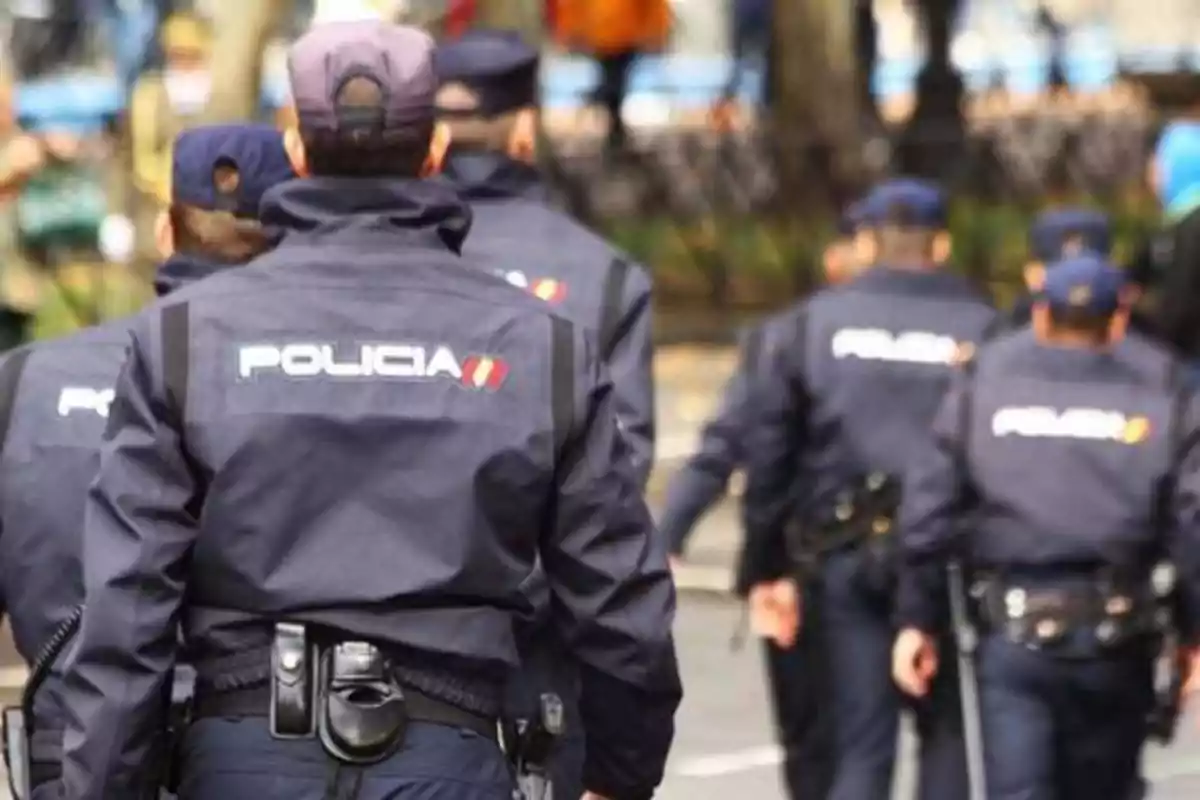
[
  {"left": 738, "top": 316, "right": 806, "bottom": 594},
  {"left": 542, "top": 329, "right": 681, "bottom": 800},
  {"left": 1167, "top": 395, "right": 1200, "bottom": 644},
  {"left": 601, "top": 258, "right": 655, "bottom": 489},
  {"left": 659, "top": 328, "right": 761, "bottom": 555},
  {"left": 57, "top": 311, "right": 198, "bottom": 799},
  {"left": 895, "top": 369, "right": 970, "bottom": 634}
]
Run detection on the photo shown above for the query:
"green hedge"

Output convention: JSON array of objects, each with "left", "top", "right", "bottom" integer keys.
[{"left": 604, "top": 194, "right": 1162, "bottom": 309}]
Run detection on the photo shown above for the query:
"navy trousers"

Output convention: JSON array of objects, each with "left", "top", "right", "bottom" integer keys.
[
  {"left": 977, "top": 635, "right": 1153, "bottom": 800},
  {"left": 820, "top": 549, "right": 968, "bottom": 800},
  {"left": 177, "top": 718, "right": 515, "bottom": 800},
  {"left": 762, "top": 577, "right": 835, "bottom": 799}
]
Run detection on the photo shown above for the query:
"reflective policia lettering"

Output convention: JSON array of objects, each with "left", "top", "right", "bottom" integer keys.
[
  {"left": 237, "top": 343, "right": 509, "bottom": 390},
  {"left": 57, "top": 386, "right": 114, "bottom": 418},
  {"left": 239, "top": 343, "right": 466, "bottom": 379},
  {"left": 831, "top": 327, "right": 962, "bottom": 365},
  {"left": 991, "top": 406, "right": 1152, "bottom": 444}
]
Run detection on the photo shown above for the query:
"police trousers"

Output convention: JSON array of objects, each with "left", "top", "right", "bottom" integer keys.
[
  {"left": 977, "top": 635, "right": 1153, "bottom": 800},
  {"left": 820, "top": 549, "right": 968, "bottom": 800},
  {"left": 504, "top": 623, "right": 584, "bottom": 800},
  {"left": 762, "top": 578, "right": 834, "bottom": 799},
  {"left": 176, "top": 718, "right": 514, "bottom": 800}
]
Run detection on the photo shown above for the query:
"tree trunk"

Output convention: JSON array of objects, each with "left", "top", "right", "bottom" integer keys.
[
  {"left": 203, "top": 0, "right": 291, "bottom": 123},
  {"left": 900, "top": 0, "right": 966, "bottom": 177},
  {"left": 771, "top": 0, "right": 865, "bottom": 209}
]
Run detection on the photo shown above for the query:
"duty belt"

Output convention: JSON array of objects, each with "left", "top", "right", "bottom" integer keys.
[
  {"left": 973, "top": 573, "right": 1158, "bottom": 648},
  {"left": 192, "top": 681, "right": 496, "bottom": 741}
]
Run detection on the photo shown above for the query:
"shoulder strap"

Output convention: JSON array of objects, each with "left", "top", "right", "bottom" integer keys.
[
  {"left": 599, "top": 257, "right": 631, "bottom": 361},
  {"left": 161, "top": 303, "right": 190, "bottom": 425},
  {"left": 953, "top": 354, "right": 979, "bottom": 498},
  {"left": 549, "top": 315, "right": 575, "bottom": 461},
  {"left": 0, "top": 347, "right": 31, "bottom": 455}
]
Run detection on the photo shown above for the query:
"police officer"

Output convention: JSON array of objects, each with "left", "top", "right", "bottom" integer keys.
[
  {"left": 1007, "top": 208, "right": 1112, "bottom": 330},
  {"left": 0, "top": 122, "right": 293, "bottom": 794},
  {"left": 893, "top": 253, "right": 1200, "bottom": 800},
  {"left": 49, "top": 21, "right": 681, "bottom": 800},
  {"left": 742, "top": 178, "right": 997, "bottom": 800},
  {"left": 432, "top": 30, "right": 658, "bottom": 800},
  {"left": 434, "top": 29, "right": 655, "bottom": 488}
]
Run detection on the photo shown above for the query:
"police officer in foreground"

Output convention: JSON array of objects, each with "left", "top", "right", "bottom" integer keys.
[
  {"left": 0, "top": 123, "right": 294, "bottom": 795},
  {"left": 1006, "top": 208, "right": 1112, "bottom": 330},
  {"left": 48, "top": 21, "right": 681, "bottom": 800},
  {"left": 893, "top": 254, "right": 1200, "bottom": 799},
  {"left": 432, "top": 30, "right": 658, "bottom": 800},
  {"left": 742, "top": 178, "right": 997, "bottom": 800}
]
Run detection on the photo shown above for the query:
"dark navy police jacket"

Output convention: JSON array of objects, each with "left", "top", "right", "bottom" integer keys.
[
  {"left": 0, "top": 255, "right": 227, "bottom": 754},
  {"left": 897, "top": 328, "right": 1200, "bottom": 635},
  {"left": 55, "top": 179, "right": 681, "bottom": 800},
  {"left": 442, "top": 151, "right": 655, "bottom": 485},
  {"left": 741, "top": 267, "right": 998, "bottom": 588}
]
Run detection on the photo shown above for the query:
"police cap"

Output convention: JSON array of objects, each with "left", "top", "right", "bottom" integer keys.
[
  {"left": 1028, "top": 208, "right": 1111, "bottom": 262},
  {"left": 861, "top": 178, "right": 947, "bottom": 229},
  {"left": 1040, "top": 254, "right": 1125, "bottom": 315},
  {"left": 434, "top": 29, "right": 539, "bottom": 118},
  {"left": 171, "top": 124, "right": 296, "bottom": 218},
  {"left": 288, "top": 21, "right": 438, "bottom": 135}
]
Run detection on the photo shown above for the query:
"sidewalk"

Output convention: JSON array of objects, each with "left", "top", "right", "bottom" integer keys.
[{"left": 650, "top": 344, "right": 744, "bottom": 594}]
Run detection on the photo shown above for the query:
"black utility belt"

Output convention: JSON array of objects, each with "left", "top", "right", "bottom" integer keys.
[
  {"left": 193, "top": 681, "right": 496, "bottom": 741},
  {"left": 973, "top": 577, "right": 1159, "bottom": 648},
  {"left": 196, "top": 624, "right": 497, "bottom": 766}
]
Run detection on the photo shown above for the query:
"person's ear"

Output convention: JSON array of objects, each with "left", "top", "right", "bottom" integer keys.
[
  {"left": 1024, "top": 262, "right": 1046, "bottom": 291},
  {"left": 154, "top": 209, "right": 175, "bottom": 259},
  {"left": 507, "top": 107, "right": 538, "bottom": 163},
  {"left": 282, "top": 128, "right": 309, "bottom": 177},
  {"left": 1108, "top": 306, "right": 1131, "bottom": 343},
  {"left": 1031, "top": 303, "right": 1051, "bottom": 339},
  {"left": 932, "top": 231, "right": 952, "bottom": 263},
  {"left": 854, "top": 230, "right": 876, "bottom": 266},
  {"left": 822, "top": 243, "right": 845, "bottom": 284},
  {"left": 422, "top": 122, "right": 452, "bottom": 177}
]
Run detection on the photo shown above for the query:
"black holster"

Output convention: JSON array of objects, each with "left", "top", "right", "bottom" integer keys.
[
  {"left": 504, "top": 693, "right": 565, "bottom": 798},
  {"left": 317, "top": 641, "right": 409, "bottom": 766},
  {"left": 809, "top": 473, "right": 902, "bottom": 601},
  {"left": 1147, "top": 564, "right": 1184, "bottom": 743}
]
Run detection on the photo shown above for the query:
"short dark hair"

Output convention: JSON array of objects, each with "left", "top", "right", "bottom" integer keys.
[
  {"left": 875, "top": 226, "right": 936, "bottom": 263},
  {"left": 300, "top": 76, "right": 433, "bottom": 178},
  {"left": 168, "top": 162, "right": 271, "bottom": 262},
  {"left": 1047, "top": 304, "right": 1114, "bottom": 338}
]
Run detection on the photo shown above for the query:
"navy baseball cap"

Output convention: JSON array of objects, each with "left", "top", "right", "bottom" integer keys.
[
  {"left": 1029, "top": 208, "right": 1112, "bottom": 262},
  {"left": 861, "top": 178, "right": 947, "bottom": 228},
  {"left": 1040, "top": 254, "right": 1126, "bottom": 314},
  {"left": 434, "top": 30, "right": 539, "bottom": 118},
  {"left": 171, "top": 124, "right": 295, "bottom": 218},
  {"left": 288, "top": 21, "right": 438, "bottom": 134}
]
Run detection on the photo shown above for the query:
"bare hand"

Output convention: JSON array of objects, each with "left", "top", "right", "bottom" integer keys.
[
  {"left": 1182, "top": 647, "right": 1200, "bottom": 698},
  {"left": 581, "top": 794, "right": 614, "bottom": 800},
  {"left": 4, "top": 134, "right": 45, "bottom": 176},
  {"left": 748, "top": 578, "right": 801, "bottom": 648},
  {"left": 893, "top": 628, "right": 939, "bottom": 698}
]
